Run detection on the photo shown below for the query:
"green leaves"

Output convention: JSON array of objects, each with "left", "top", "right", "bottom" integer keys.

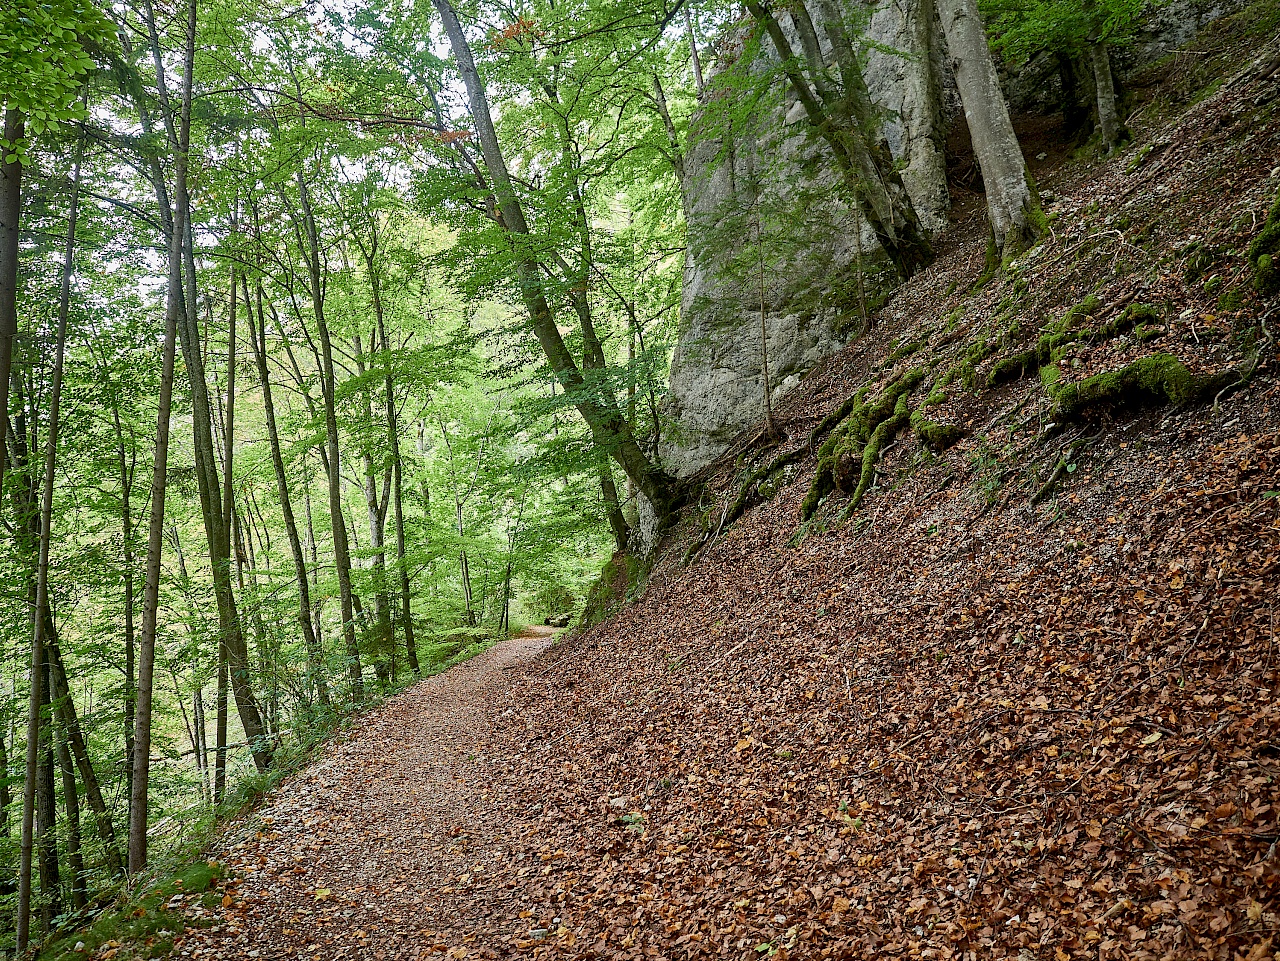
[{"left": 0, "top": 0, "right": 113, "bottom": 153}]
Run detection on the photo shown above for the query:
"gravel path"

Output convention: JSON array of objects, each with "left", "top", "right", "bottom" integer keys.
[{"left": 180, "top": 630, "right": 555, "bottom": 960}]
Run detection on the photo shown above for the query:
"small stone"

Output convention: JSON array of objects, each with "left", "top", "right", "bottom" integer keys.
[
  {"left": 773, "top": 914, "right": 787, "bottom": 924},
  {"left": 530, "top": 928, "right": 550, "bottom": 939},
  {"left": 74, "top": 942, "right": 86, "bottom": 953},
  {"left": 608, "top": 796, "right": 627, "bottom": 809},
  {"left": 1036, "top": 152, "right": 1047, "bottom": 160}
]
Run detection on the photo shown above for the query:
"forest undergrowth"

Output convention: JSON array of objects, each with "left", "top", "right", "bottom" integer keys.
[{"left": 90, "top": 11, "right": 1280, "bottom": 961}]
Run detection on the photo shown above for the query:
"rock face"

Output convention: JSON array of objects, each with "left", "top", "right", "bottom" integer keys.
[
  {"left": 661, "top": 1, "right": 948, "bottom": 478},
  {"left": 1002, "top": 0, "right": 1253, "bottom": 115},
  {"left": 659, "top": 0, "right": 1251, "bottom": 478}
]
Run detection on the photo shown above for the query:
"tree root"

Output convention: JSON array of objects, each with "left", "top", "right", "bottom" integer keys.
[
  {"left": 801, "top": 369, "right": 925, "bottom": 521},
  {"left": 1030, "top": 434, "right": 1099, "bottom": 506}
]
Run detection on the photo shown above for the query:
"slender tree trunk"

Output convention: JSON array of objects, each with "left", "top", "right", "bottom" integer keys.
[
  {"left": 683, "top": 5, "right": 706, "bottom": 99},
  {"left": 56, "top": 725, "right": 86, "bottom": 911},
  {"left": 291, "top": 172, "right": 363, "bottom": 701},
  {"left": 129, "top": 49, "right": 187, "bottom": 873},
  {"left": 247, "top": 277, "right": 331, "bottom": 704},
  {"left": 373, "top": 310, "right": 419, "bottom": 674},
  {"left": 19, "top": 132, "right": 82, "bottom": 944},
  {"left": 17, "top": 598, "right": 42, "bottom": 950},
  {"left": 141, "top": 0, "right": 271, "bottom": 774},
  {"left": 600, "top": 461, "right": 630, "bottom": 554},
  {"left": 193, "top": 686, "right": 209, "bottom": 802},
  {"left": 746, "top": 0, "right": 933, "bottom": 277},
  {"left": 0, "top": 108, "right": 24, "bottom": 495},
  {"left": 214, "top": 649, "right": 228, "bottom": 804},
  {"left": 36, "top": 665, "right": 61, "bottom": 930},
  {"left": 47, "top": 632, "right": 124, "bottom": 876},
  {"left": 0, "top": 732, "right": 10, "bottom": 837},
  {"left": 1090, "top": 42, "right": 1124, "bottom": 150},
  {"left": 353, "top": 331, "right": 394, "bottom": 679},
  {"left": 935, "top": 0, "right": 1042, "bottom": 255},
  {"left": 433, "top": 0, "right": 680, "bottom": 523}
]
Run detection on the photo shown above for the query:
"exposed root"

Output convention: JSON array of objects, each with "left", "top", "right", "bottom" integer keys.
[
  {"left": 1030, "top": 434, "right": 1099, "bottom": 506},
  {"left": 1043, "top": 352, "right": 1242, "bottom": 431},
  {"left": 801, "top": 369, "right": 925, "bottom": 521}
]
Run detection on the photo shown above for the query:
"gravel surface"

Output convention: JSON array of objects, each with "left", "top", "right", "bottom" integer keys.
[{"left": 179, "top": 630, "right": 555, "bottom": 960}]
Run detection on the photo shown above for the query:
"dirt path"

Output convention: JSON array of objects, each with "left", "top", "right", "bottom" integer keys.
[{"left": 180, "top": 629, "right": 556, "bottom": 960}]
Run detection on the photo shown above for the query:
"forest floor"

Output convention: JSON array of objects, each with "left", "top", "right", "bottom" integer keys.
[
  {"left": 163, "top": 13, "right": 1280, "bottom": 961},
  {"left": 178, "top": 627, "right": 556, "bottom": 960}
]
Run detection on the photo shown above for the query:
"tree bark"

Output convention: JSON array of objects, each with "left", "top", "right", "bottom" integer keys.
[
  {"left": 56, "top": 724, "right": 87, "bottom": 911},
  {"left": 0, "top": 109, "right": 23, "bottom": 496},
  {"left": 290, "top": 168, "right": 364, "bottom": 701},
  {"left": 747, "top": 0, "right": 934, "bottom": 276},
  {"left": 935, "top": 0, "right": 1042, "bottom": 256},
  {"left": 1089, "top": 42, "right": 1125, "bottom": 150},
  {"left": 247, "top": 275, "right": 331, "bottom": 703},
  {"left": 433, "top": 0, "right": 681, "bottom": 525}
]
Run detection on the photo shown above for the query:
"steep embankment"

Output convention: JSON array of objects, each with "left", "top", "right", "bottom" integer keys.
[{"left": 179, "top": 17, "right": 1278, "bottom": 961}]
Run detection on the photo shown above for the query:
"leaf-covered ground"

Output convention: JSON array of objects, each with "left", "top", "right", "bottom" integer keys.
[{"left": 176, "top": 23, "right": 1280, "bottom": 961}]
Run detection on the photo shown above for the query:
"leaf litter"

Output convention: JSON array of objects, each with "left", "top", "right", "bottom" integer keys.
[{"left": 179, "top": 38, "right": 1280, "bottom": 961}]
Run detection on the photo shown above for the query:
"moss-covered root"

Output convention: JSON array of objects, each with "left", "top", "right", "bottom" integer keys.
[
  {"left": 800, "top": 369, "right": 925, "bottom": 520},
  {"left": 1045, "top": 352, "right": 1240, "bottom": 425},
  {"left": 911, "top": 411, "right": 964, "bottom": 451},
  {"left": 1249, "top": 185, "right": 1280, "bottom": 296},
  {"left": 987, "top": 301, "right": 1160, "bottom": 388}
]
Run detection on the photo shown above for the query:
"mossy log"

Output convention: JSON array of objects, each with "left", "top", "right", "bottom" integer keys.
[
  {"left": 1249, "top": 185, "right": 1280, "bottom": 296},
  {"left": 987, "top": 301, "right": 1159, "bottom": 388}
]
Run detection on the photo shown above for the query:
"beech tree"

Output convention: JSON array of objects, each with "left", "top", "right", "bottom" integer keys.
[{"left": 936, "top": 0, "right": 1044, "bottom": 255}]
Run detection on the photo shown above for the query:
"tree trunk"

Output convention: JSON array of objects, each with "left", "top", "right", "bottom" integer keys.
[
  {"left": 1089, "top": 42, "right": 1125, "bottom": 150},
  {"left": 433, "top": 0, "right": 681, "bottom": 525},
  {"left": 129, "top": 142, "right": 183, "bottom": 877},
  {"left": 935, "top": 0, "right": 1042, "bottom": 256},
  {"left": 56, "top": 725, "right": 87, "bottom": 911},
  {"left": 36, "top": 665, "right": 61, "bottom": 930},
  {"left": 48, "top": 632, "right": 125, "bottom": 877},
  {"left": 375, "top": 311, "right": 419, "bottom": 675},
  {"left": 747, "top": 0, "right": 934, "bottom": 277},
  {"left": 0, "top": 108, "right": 24, "bottom": 496},
  {"left": 247, "top": 276, "right": 331, "bottom": 704},
  {"left": 0, "top": 732, "right": 10, "bottom": 837},
  {"left": 292, "top": 172, "right": 364, "bottom": 701},
  {"left": 354, "top": 332, "right": 394, "bottom": 680}
]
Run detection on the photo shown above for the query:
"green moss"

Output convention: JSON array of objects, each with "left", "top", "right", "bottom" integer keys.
[
  {"left": 801, "top": 369, "right": 925, "bottom": 520},
  {"left": 37, "top": 862, "right": 224, "bottom": 961},
  {"left": 987, "top": 300, "right": 1157, "bottom": 388},
  {"left": 578, "top": 553, "right": 645, "bottom": 630},
  {"left": 1249, "top": 186, "right": 1280, "bottom": 297},
  {"left": 1046, "top": 352, "right": 1239, "bottom": 423},
  {"left": 882, "top": 338, "right": 925, "bottom": 366},
  {"left": 1217, "top": 288, "right": 1246, "bottom": 312},
  {"left": 910, "top": 410, "right": 964, "bottom": 451}
]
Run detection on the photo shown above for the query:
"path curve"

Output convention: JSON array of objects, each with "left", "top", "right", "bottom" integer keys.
[{"left": 180, "top": 629, "right": 556, "bottom": 960}]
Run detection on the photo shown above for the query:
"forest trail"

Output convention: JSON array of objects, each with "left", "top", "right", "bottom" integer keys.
[{"left": 180, "top": 629, "right": 557, "bottom": 959}]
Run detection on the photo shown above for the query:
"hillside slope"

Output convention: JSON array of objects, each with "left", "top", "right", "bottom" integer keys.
[
  {"left": 448, "top": 19, "right": 1280, "bottom": 960},
  {"left": 180, "top": 14, "right": 1280, "bottom": 961}
]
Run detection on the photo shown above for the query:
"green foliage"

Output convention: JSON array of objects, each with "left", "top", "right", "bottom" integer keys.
[
  {"left": 35, "top": 862, "right": 223, "bottom": 961},
  {"left": 0, "top": 0, "right": 111, "bottom": 156}
]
